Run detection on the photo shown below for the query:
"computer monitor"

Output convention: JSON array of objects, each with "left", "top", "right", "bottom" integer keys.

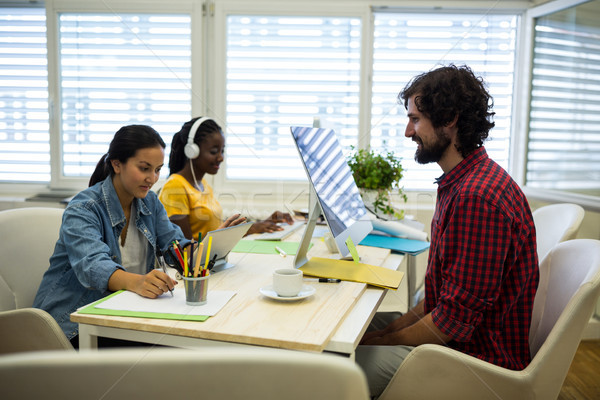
[{"left": 290, "top": 126, "right": 372, "bottom": 268}]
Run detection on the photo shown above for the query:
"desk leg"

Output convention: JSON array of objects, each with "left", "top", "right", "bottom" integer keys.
[
  {"left": 406, "top": 254, "right": 417, "bottom": 310},
  {"left": 78, "top": 324, "right": 98, "bottom": 350}
]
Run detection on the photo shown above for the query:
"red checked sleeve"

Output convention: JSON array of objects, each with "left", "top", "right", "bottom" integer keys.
[{"left": 430, "top": 194, "right": 511, "bottom": 342}]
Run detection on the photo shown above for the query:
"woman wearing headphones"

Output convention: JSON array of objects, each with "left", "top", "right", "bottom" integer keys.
[{"left": 159, "top": 117, "right": 293, "bottom": 240}]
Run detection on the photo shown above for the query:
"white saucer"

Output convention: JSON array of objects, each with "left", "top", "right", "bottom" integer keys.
[{"left": 259, "top": 284, "right": 316, "bottom": 301}]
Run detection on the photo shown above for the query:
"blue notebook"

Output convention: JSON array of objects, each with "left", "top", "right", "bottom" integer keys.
[{"left": 360, "top": 234, "right": 430, "bottom": 255}]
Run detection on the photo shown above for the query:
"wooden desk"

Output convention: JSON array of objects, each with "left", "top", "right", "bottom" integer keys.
[{"left": 72, "top": 236, "right": 403, "bottom": 356}]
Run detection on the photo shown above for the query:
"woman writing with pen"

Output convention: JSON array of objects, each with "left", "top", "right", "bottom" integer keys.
[
  {"left": 158, "top": 117, "right": 293, "bottom": 240},
  {"left": 34, "top": 125, "right": 193, "bottom": 348}
]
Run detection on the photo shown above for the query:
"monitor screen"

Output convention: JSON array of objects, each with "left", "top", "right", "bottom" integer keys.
[{"left": 290, "top": 126, "right": 372, "bottom": 258}]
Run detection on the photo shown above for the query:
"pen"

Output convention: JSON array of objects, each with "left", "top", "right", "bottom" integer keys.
[
  {"left": 274, "top": 245, "right": 287, "bottom": 258},
  {"left": 155, "top": 251, "right": 174, "bottom": 296},
  {"left": 304, "top": 278, "right": 341, "bottom": 283}
]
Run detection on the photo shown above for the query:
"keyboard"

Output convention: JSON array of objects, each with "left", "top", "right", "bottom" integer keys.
[{"left": 252, "top": 221, "right": 305, "bottom": 241}]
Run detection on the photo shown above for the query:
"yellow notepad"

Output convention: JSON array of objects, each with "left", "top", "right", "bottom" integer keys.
[{"left": 299, "top": 257, "right": 403, "bottom": 290}]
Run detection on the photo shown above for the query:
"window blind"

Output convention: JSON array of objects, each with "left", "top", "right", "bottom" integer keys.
[
  {"left": 0, "top": 7, "right": 49, "bottom": 183},
  {"left": 59, "top": 12, "right": 192, "bottom": 177},
  {"left": 527, "top": 9, "right": 600, "bottom": 192},
  {"left": 224, "top": 15, "right": 361, "bottom": 181},
  {"left": 371, "top": 12, "right": 518, "bottom": 189}
]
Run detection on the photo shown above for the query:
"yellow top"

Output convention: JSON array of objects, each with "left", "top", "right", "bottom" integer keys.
[{"left": 158, "top": 174, "right": 223, "bottom": 239}]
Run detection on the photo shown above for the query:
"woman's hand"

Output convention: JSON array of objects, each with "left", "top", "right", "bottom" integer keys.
[
  {"left": 246, "top": 220, "right": 281, "bottom": 235},
  {"left": 266, "top": 211, "right": 294, "bottom": 225},
  {"left": 134, "top": 269, "right": 177, "bottom": 298},
  {"left": 108, "top": 269, "right": 177, "bottom": 298},
  {"left": 218, "top": 213, "right": 247, "bottom": 230},
  {"left": 245, "top": 211, "right": 295, "bottom": 235}
]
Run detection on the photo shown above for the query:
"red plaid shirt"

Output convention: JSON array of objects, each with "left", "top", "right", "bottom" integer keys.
[{"left": 425, "top": 146, "right": 538, "bottom": 370}]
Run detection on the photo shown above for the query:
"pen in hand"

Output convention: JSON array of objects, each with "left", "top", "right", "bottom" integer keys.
[{"left": 156, "top": 251, "right": 174, "bottom": 297}]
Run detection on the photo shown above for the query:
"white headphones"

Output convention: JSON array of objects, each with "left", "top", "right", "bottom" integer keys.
[{"left": 184, "top": 116, "right": 212, "bottom": 159}]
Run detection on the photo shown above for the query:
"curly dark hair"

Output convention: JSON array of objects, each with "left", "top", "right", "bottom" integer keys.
[
  {"left": 399, "top": 64, "right": 495, "bottom": 158},
  {"left": 168, "top": 117, "right": 223, "bottom": 175}
]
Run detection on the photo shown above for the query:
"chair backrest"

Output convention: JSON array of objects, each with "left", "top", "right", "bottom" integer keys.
[
  {"left": 530, "top": 239, "right": 600, "bottom": 355},
  {"left": 532, "top": 203, "right": 584, "bottom": 263},
  {"left": 527, "top": 239, "right": 600, "bottom": 397},
  {"left": 0, "top": 207, "right": 64, "bottom": 311},
  {"left": 0, "top": 347, "right": 369, "bottom": 400},
  {"left": 0, "top": 308, "right": 73, "bottom": 354}
]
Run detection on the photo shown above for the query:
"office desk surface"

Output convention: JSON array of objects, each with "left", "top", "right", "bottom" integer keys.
[{"left": 72, "top": 238, "right": 402, "bottom": 353}]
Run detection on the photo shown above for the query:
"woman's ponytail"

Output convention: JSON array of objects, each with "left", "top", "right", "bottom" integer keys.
[{"left": 89, "top": 153, "right": 111, "bottom": 187}]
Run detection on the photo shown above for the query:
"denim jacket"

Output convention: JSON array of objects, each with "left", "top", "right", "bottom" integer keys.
[{"left": 33, "top": 177, "right": 188, "bottom": 339}]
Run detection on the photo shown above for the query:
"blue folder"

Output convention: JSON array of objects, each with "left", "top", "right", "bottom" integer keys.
[{"left": 360, "top": 234, "right": 430, "bottom": 255}]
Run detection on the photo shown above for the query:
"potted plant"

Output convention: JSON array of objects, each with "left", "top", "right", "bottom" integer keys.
[{"left": 347, "top": 146, "right": 407, "bottom": 220}]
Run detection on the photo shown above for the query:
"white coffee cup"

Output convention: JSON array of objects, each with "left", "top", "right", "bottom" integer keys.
[{"left": 273, "top": 268, "right": 303, "bottom": 297}]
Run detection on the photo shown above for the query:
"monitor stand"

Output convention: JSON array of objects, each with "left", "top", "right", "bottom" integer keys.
[
  {"left": 293, "top": 187, "right": 321, "bottom": 269},
  {"left": 293, "top": 187, "right": 361, "bottom": 269}
]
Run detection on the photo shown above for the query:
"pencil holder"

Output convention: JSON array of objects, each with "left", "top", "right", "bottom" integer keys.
[{"left": 182, "top": 275, "right": 209, "bottom": 305}]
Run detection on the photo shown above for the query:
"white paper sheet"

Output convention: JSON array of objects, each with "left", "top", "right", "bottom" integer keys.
[{"left": 94, "top": 288, "right": 236, "bottom": 316}]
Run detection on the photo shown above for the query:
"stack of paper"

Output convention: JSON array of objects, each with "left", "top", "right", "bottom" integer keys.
[{"left": 77, "top": 289, "right": 236, "bottom": 321}]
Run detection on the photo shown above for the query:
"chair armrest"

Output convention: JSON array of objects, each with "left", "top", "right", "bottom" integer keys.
[{"left": 378, "top": 344, "right": 533, "bottom": 400}]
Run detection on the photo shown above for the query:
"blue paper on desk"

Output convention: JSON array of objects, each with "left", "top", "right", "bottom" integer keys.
[{"left": 360, "top": 234, "right": 430, "bottom": 255}]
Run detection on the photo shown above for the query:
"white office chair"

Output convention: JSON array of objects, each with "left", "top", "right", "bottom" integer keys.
[
  {"left": 532, "top": 203, "right": 584, "bottom": 263},
  {"left": 0, "top": 308, "right": 73, "bottom": 354},
  {"left": 379, "top": 239, "right": 600, "bottom": 400},
  {"left": 0, "top": 347, "right": 369, "bottom": 400},
  {"left": 0, "top": 207, "right": 64, "bottom": 311}
]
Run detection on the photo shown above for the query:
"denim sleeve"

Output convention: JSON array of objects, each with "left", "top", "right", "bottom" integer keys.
[{"left": 61, "top": 203, "right": 122, "bottom": 291}]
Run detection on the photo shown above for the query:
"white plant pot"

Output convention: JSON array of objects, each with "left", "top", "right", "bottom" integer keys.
[{"left": 359, "top": 188, "right": 403, "bottom": 220}]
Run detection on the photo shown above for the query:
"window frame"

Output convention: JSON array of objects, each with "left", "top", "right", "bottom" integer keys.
[
  {"left": 208, "top": 0, "right": 372, "bottom": 210},
  {"left": 45, "top": 0, "right": 204, "bottom": 191},
  {"left": 519, "top": 0, "right": 600, "bottom": 212},
  {"left": 0, "top": 3, "right": 49, "bottom": 192}
]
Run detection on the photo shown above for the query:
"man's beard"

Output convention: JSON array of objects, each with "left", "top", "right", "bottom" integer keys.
[{"left": 414, "top": 127, "right": 451, "bottom": 164}]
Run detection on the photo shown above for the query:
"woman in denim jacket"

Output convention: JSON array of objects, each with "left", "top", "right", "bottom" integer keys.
[{"left": 34, "top": 125, "right": 189, "bottom": 345}]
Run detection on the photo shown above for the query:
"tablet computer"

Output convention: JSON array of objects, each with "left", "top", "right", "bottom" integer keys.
[{"left": 197, "top": 222, "right": 253, "bottom": 272}]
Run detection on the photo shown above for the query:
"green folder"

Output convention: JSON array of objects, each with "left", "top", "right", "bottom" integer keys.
[{"left": 77, "top": 290, "right": 209, "bottom": 322}]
